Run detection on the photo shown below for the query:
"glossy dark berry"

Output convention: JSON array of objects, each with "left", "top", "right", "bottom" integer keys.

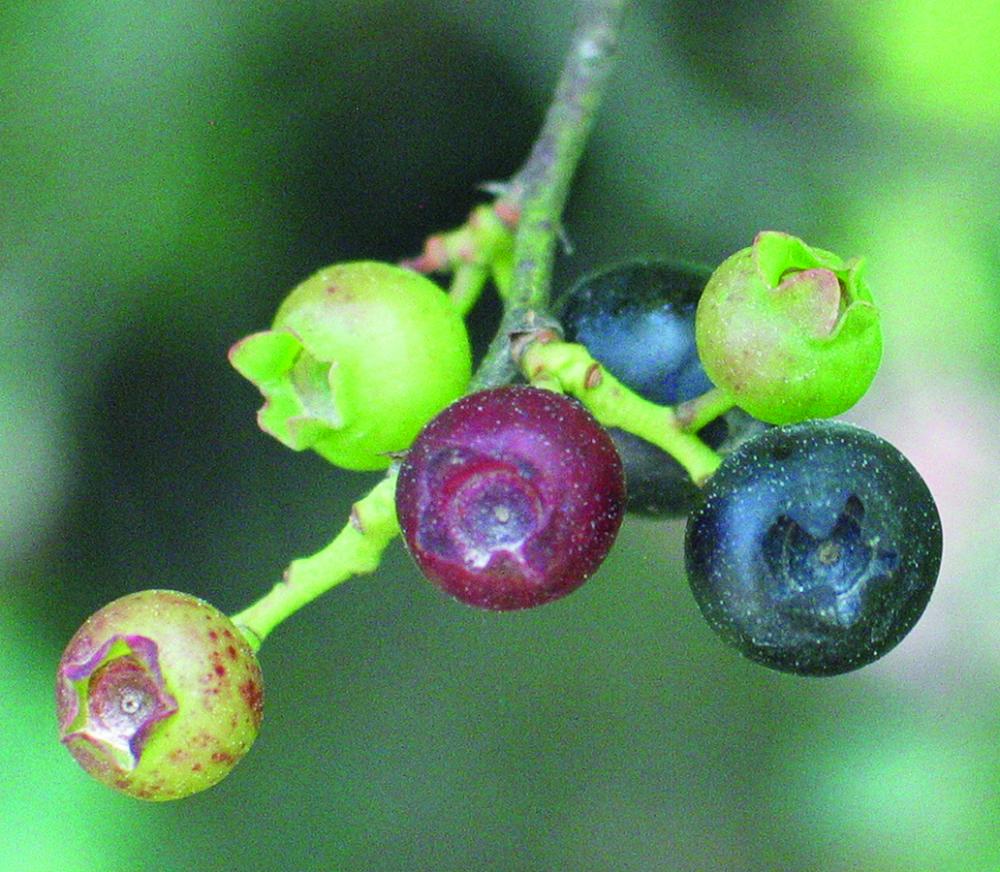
[
  {"left": 608, "top": 410, "right": 767, "bottom": 517},
  {"left": 557, "top": 259, "right": 766, "bottom": 516},
  {"left": 396, "top": 385, "right": 626, "bottom": 610},
  {"left": 685, "top": 421, "right": 942, "bottom": 675}
]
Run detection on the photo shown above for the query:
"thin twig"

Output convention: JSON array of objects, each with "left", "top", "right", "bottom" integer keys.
[{"left": 471, "top": 0, "right": 629, "bottom": 390}]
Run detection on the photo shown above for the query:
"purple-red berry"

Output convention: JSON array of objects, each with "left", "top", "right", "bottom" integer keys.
[
  {"left": 56, "top": 590, "right": 264, "bottom": 801},
  {"left": 396, "top": 386, "right": 626, "bottom": 610}
]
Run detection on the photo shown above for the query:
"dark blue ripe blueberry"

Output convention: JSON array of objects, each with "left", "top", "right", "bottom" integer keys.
[
  {"left": 557, "top": 259, "right": 765, "bottom": 517},
  {"left": 684, "top": 421, "right": 942, "bottom": 676}
]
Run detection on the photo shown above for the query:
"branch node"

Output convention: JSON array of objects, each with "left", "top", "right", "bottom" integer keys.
[{"left": 509, "top": 326, "right": 561, "bottom": 365}]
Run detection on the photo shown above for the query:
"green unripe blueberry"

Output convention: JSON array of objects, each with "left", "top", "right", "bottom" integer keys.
[
  {"left": 695, "top": 231, "right": 882, "bottom": 424},
  {"left": 56, "top": 590, "right": 264, "bottom": 801},
  {"left": 229, "top": 261, "right": 472, "bottom": 471}
]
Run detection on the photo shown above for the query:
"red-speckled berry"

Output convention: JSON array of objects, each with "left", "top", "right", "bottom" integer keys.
[
  {"left": 56, "top": 590, "right": 264, "bottom": 801},
  {"left": 396, "top": 386, "right": 626, "bottom": 610}
]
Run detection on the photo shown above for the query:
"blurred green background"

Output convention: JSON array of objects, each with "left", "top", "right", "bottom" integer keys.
[{"left": 2, "top": 1, "right": 998, "bottom": 870}]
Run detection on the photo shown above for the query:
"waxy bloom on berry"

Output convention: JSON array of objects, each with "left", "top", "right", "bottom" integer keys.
[
  {"left": 557, "top": 258, "right": 767, "bottom": 517},
  {"left": 685, "top": 421, "right": 941, "bottom": 675},
  {"left": 695, "top": 231, "right": 882, "bottom": 424},
  {"left": 56, "top": 590, "right": 264, "bottom": 801}
]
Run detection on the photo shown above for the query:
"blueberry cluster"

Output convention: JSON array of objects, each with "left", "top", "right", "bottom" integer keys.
[
  {"left": 57, "top": 238, "right": 944, "bottom": 803},
  {"left": 395, "top": 252, "right": 941, "bottom": 678}
]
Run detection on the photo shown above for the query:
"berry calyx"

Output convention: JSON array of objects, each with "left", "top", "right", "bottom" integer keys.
[
  {"left": 396, "top": 385, "right": 626, "bottom": 610},
  {"left": 229, "top": 261, "right": 472, "bottom": 471},
  {"left": 56, "top": 590, "right": 264, "bottom": 800},
  {"left": 684, "top": 421, "right": 942, "bottom": 675},
  {"left": 695, "top": 232, "right": 882, "bottom": 424},
  {"left": 557, "top": 258, "right": 766, "bottom": 516}
]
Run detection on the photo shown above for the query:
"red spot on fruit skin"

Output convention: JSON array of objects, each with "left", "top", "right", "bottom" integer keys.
[
  {"left": 240, "top": 679, "right": 264, "bottom": 728},
  {"left": 57, "top": 590, "right": 264, "bottom": 801}
]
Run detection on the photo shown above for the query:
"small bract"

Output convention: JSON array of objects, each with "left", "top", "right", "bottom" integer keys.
[
  {"left": 230, "top": 261, "right": 472, "bottom": 470},
  {"left": 695, "top": 232, "right": 882, "bottom": 424},
  {"left": 56, "top": 590, "right": 264, "bottom": 800}
]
